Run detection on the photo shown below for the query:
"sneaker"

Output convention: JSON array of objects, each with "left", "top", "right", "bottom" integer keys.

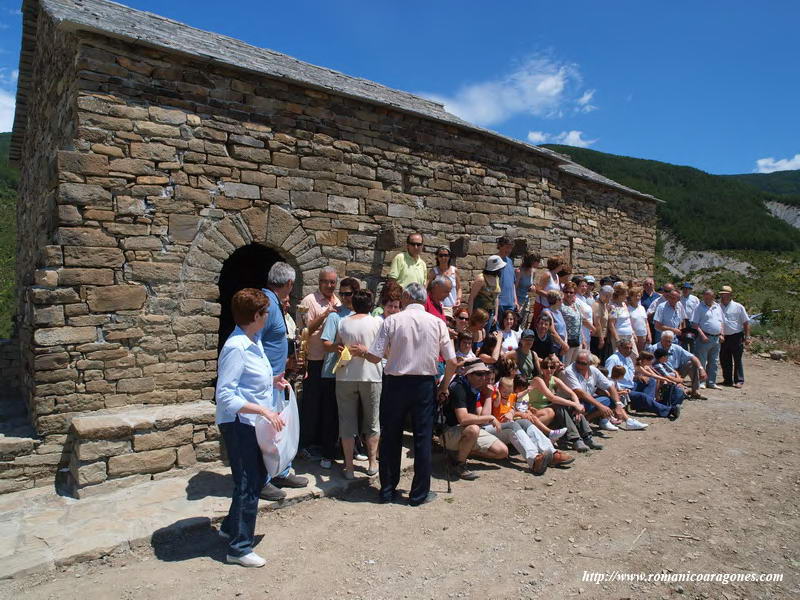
[
  {"left": 272, "top": 473, "right": 309, "bottom": 488},
  {"left": 548, "top": 427, "right": 567, "bottom": 441},
  {"left": 259, "top": 483, "right": 287, "bottom": 501},
  {"left": 552, "top": 450, "right": 575, "bottom": 467},
  {"left": 299, "top": 447, "right": 322, "bottom": 461},
  {"left": 584, "top": 436, "right": 603, "bottom": 450},
  {"left": 320, "top": 458, "right": 332, "bottom": 469},
  {"left": 531, "top": 453, "right": 551, "bottom": 475},
  {"left": 454, "top": 462, "right": 479, "bottom": 481},
  {"left": 226, "top": 552, "right": 266, "bottom": 568},
  {"left": 669, "top": 405, "right": 681, "bottom": 421},
  {"left": 733, "top": 382, "right": 743, "bottom": 389},
  {"left": 699, "top": 382, "right": 706, "bottom": 389},
  {"left": 689, "top": 391, "right": 707, "bottom": 400},
  {"left": 599, "top": 418, "right": 619, "bottom": 431},
  {"left": 625, "top": 418, "right": 649, "bottom": 431},
  {"left": 706, "top": 383, "right": 718, "bottom": 389},
  {"left": 354, "top": 452, "right": 368, "bottom": 461},
  {"left": 572, "top": 439, "right": 590, "bottom": 453}
]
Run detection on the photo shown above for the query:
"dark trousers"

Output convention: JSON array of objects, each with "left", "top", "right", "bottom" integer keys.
[
  {"left": 379, "top": 374, "right": 435, "bottom": 505},
  {"left": 299, "top": 360, "right": 323, "bottom": 449},
  {"left": 551, "top": 404, "right": 592, "bottom": 441},
  {"left": 320, "top": 377, "right": 339, "bottom": 460},
  {"left": 590, "top": 337, "right": 612, "bottom": 363},
  {"left": 219, "top": 418, "right": 266, "bottom": 558},
  {"left": 720, "top": 331, "right": 745, "bottom": 384},
  {"left": 629, "top": 390, "right": 672, "bottom": 418}
]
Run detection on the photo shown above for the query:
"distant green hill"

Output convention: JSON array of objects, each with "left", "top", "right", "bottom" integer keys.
[
  {"left": 724, "top": 169, "right": 800, "bottom": 198},
  {"left": 542, "top": 144, "right": 800, "bottom": 252},
  {"left": 0, "top": 132, "right": 15, "bottom": 338}
]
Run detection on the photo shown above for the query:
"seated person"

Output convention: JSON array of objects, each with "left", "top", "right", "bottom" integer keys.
[
  {"left": 632, "top": 351, "right": 682, "bottom": 420},
  {"left": 561, "top": 350, "right": 642, "bottom": 435},
  {"left": 532, "top": 313, "right": 566, "bottom": 361},
  {"left": 443, "top": 360, "right": 508, "bottom": 480},
  {"left": 646, "top": 330, "right": 706, "bottom": 399},
  {"left": 603, "top": 337, "right": 651, "bottom": 430},
  {"left": 652, "top": 348, "right": 687, "bottom": 412},
  {"left": 510, "top": 376, "right": 567, "bottom": 442},
  {"left": 515, "top": 329, "right": 541, "bottom": 379},
  {"left": 477, "top": 330, "right": 503, "bottom": 366}
]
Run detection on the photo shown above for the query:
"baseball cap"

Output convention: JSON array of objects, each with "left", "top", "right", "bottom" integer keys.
[
  {"left": 682, "top": 282, "right": 693, "bottom": 289},
  {"left": 520, "top": 328, "right": 536, "bottom": 340},
  {"left": 719, "top": 285, "right": 733, "bottom": 294},
  {"left": 484, "top": 255, "right": 505, "bottom": 272},
  {"left": 463, "top": 359, "right": 491, "bottom": 376},
  {"left": 584, "top": 275, "right": 596, "bottom": 284}
]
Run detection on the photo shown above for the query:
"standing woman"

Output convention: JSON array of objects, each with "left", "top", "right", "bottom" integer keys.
[
  {"left": 560, "top": 282, "right": 587, "bottom": 366},
  {"left": 429, "top": 246, "right": 461, "bottom": 317},
  {"left": 608, "top": 283, "right": 635, "bottom": 354},
  {"left": 534, "top": 256, "right": 568, "bottom": 322},
  {"left": 515, "top": 252, "right": 541, "bottom": 328},
  {"left": 627, "top": 286, "right": 651, "bottom": 353},
  {"left": 216, "top": 289, "right": 288, "bottom": 568},
  {"left": 468, "top": 255, "right": 505, "bottom": 331}
]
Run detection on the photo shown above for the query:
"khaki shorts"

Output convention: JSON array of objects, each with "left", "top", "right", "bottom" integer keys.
[
  {"left": 443, "top": 425, "right": 498, "bottom": 453},
  {"left": 335, "top": 380, "right": 381, "bottom": 438}
]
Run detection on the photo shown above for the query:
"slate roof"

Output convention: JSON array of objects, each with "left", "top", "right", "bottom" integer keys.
[{"left": 11, "top": 0, "right": 658, "bottom": 202}]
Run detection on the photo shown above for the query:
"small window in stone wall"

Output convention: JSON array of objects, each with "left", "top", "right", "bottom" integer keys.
[{"left": 217, "top": 243, "right": 283, "bottom": 351}]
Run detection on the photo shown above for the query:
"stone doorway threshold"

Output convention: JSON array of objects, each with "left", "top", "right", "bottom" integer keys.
[{"left": 0, "top": 442, "right": 417, "bottom": 579}]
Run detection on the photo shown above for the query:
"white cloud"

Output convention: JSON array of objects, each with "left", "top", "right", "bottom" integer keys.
[
  {"left": 576, "top": 89, "right": 597, "bottom": 113},
  {"left": 526, "top": 129, "right": 597, "bottom": 148},
  {"left": 422, "top": 56, "right": 594, "bottom": 127},
  {"left": 755, "top": 154, "right": 800, "bottom": 173},
  {"left": 0, "top": 88, "right": 15, "bottom": 132}
]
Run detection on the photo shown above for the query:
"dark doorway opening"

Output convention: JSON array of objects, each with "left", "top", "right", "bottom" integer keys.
[{"left": 217, "top": 243, "right": 282, "bottom": 351}]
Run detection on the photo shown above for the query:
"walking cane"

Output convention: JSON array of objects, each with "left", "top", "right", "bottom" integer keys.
[{"left": 435, "top": 400, "right": 452, "bottom": 494}]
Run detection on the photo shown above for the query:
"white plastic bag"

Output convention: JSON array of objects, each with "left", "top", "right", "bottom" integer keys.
[{"left": 255, "top": 385, "right": 299, "bottom": 477}]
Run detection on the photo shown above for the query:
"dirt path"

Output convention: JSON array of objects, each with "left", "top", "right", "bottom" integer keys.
[{"left": 2, "top": 355, "right": 799, "bottom": 600}]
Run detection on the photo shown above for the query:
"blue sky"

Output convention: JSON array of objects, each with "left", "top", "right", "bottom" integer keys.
[{"left": 0, "top": 0, "right": 798, "bottom": 174}]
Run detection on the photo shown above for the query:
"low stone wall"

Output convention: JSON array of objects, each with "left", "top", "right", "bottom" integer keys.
[{"left": 67, "top": 401, "right": 223, "bottom": 498}]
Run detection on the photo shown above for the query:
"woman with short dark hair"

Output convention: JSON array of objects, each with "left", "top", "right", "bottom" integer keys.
[
  {"left": 335, "top": 289, "right": 382, "bottom": 479},
  {"left": 216, "top": 288, "right": 288, "bottom": 568},
  {"left": 428, "top": 246, "right": 461, "bottom": 317}
]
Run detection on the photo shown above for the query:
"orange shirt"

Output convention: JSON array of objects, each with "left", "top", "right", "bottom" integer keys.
[{"left": 492, "top": 391, "right": 515, "bottom": 422}]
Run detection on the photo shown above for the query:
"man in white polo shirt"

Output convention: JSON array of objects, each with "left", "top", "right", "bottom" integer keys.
[
  {"left": 718, "top": 285, "right": 750, "bottom": 388},
  {"left": 691, "top": 289, "right": 724, "bottom": 389}
]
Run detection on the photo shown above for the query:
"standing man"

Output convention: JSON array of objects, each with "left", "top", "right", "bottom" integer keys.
[
  {"left": 640, "top": 278, "right": 660, "bottom": 312},
  {"left": 360, "top": 283, "right": 457, "bottom": 506},
  {"left": 581, "top": 275, "right": 597, "bottom": 305},
  {"left": 298, "top": 267, "right": 340, "bottom": 460},
  {"left": 496, "top": 236, "right": 518, "bottom": 315},
  {"left": 260, "top": 262, "right": 309, "bottom": 500},
  {"left": 691, "top": 288, "right": 724, "bottom": 389},
  {"left": 654, "top": 289, "right": 686, "bottom": 341},
  {"left": 388, "top": 233, "right": 428, "bottom": 288},
  {"left": 679, "top": 282, "right": 701, "bottom": 353},
  {"left": 719, "top": 285, "right": 751, "bottom": 388}
]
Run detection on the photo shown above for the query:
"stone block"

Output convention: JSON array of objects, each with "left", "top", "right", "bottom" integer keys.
[
  {"left": 58, "top": 151, "right": 108, "bottom": 176},
  {"left": 117, "top": 196, "right": 146, "bottom": 215},
  {"left": 222, "top": 182, "right": 260, "bottom": 199},
  {"left": 117, "top": 377, "right": 155, "bottom": 394},
  {"left": 133, "top": 424, "right": 193, "bottom": 451},
  {"left": 291, "top": 190, "right": 326, "bottom": 210},
  {"left": 34, "top": 326, "right": 97, "bottom": 346},
  {"left": 122, "top": 236, "right": 163, "bottom": 250},
  {"left": 107, "top": 448, "right": 176, "bottom": 477},
  {"left": 58, "top": 204, "right": 82, "bottom": 225},
  {"left": 73, "top": 461, "right": 108, "bottom": 486},
  {"left": 63, "top": 246, "right": 125, "bottom": 268},
  {"left": 72, "top": 416, "right": 132, "bottom": 440},
  {"left": 56, "top": 227, "right": 117, "bottom": 248},
  {"left": 57, "top": 268, "right": 115, "bottom": 286},
  {"left": 150, "top": 106, "right": 187, "bottom": 124},
  {"left": 195, "top": 441, "right": 222, "bottom": 462},
  {"left": 128, "top": 262, "right": 182, "bottom": 283},
  {"left": 34, "top": 269, "right": 58, "bottom": 287},
  {"left": 241, "top": 207, "right": 267, "bottom": 242},
  {"left": 58, "top": 183, "right": 112, "bottom": 207},
  {"left": 130, "top": 142, "right": 177, "bottom": 161},
  {"left": 169, "top": 214, "right": 201, "bottom": 242},
  {"left": 76, "top": 440, "right": 131, "bottom": 461},
  {"left": 86, "top": 285, "right": 147, "bottom": 312},
  {"left": 176, "top": 444, "right": 197, "bottom": 467},
  {"left": 328, "top": 195, "right": 359, "bottom": 215}
]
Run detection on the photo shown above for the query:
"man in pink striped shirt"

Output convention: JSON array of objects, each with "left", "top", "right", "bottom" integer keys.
[{"left": 354, "top": 282, "right": 457, "bottom": 506}]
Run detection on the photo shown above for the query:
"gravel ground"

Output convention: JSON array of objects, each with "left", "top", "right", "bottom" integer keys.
[{"left": 1, "top": 355, "right": 798, "bottom": 600}]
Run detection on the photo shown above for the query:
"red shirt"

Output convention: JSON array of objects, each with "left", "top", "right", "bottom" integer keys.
[{"left": 424, "top": 297, "right": 446, "bottom": 322}]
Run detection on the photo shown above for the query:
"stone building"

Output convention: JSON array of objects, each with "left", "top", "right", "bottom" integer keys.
[{"left": 1, "top": 0, "right": 657, "bottom": 496}]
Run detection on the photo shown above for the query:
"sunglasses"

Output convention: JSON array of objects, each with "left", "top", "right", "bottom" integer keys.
[
  {"left": 456, "top": 316, "right": 468, "bottom": 321},
  {"left": 575, "top": 361, "right": 589, "bottom": 366},
  {"left": 408, "top": 242, "right": 423, "bottom": 247},
  {"left": 564, "top": 291, "right": 576, "bottom": 295},
  {"left": 340, "top": 291, "right": 353, "bottom": 297},
  {"left": 437, "top": 253, "right": 450, "bottom": 258}
]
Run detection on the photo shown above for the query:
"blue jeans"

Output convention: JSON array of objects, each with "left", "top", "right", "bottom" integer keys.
[
  {"left": 581, "top": 395, "right": 613, "bottom": 416},
  {"left": 694, "top": 335, "right": 720, "bottom": 385},
  {"left": 220, "top": 418, "right": 266, "bottom": 557}
]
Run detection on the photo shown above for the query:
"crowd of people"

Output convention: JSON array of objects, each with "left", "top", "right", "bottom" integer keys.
[{"left": 213, "top": 232, "right": 753, "bottom": 567}]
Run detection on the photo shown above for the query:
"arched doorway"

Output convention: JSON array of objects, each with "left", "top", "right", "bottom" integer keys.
[{"left": 217, "top": 243, "right": 283, "bottom": 350}]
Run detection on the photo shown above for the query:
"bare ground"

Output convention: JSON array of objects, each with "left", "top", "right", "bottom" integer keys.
[{"left": 1, "top": 355, "right": 798, "bottom": 600}]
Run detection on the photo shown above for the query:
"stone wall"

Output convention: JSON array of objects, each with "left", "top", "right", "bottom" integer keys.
[
  {"left": 17, "top": 27, "right": 657, "bottom": 444},
  {"left": 0, "top": 339, "right": 20, "bottom": 391}
]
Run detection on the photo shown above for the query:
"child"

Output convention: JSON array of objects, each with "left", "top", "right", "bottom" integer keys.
[
  {"left": 506, "top": 375, "right": 567, "bottom": 441},
  {"left": 653, "top": 348, "right": 687, "bottom": 406},
  {"left": 455, "top": 331, "right": 476, "bottom": 375},
  {"left": 609, "top": 364, "right": 631, "bottom": 406}
]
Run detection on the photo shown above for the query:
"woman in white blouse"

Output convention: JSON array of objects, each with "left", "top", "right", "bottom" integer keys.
[
  {"left": 627, "top": 286, "right": 651, "bottom": 352},
  {"left": 608, "top": 284, "right": 635, "bottom": 354},
  {"left": 216, "top": 289, "right": 288, "bottom": 568}
]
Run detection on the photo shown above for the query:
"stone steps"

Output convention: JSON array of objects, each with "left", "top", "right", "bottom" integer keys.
[{"left": 66, "top": 401, "right": 223, "bottom": 498}]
